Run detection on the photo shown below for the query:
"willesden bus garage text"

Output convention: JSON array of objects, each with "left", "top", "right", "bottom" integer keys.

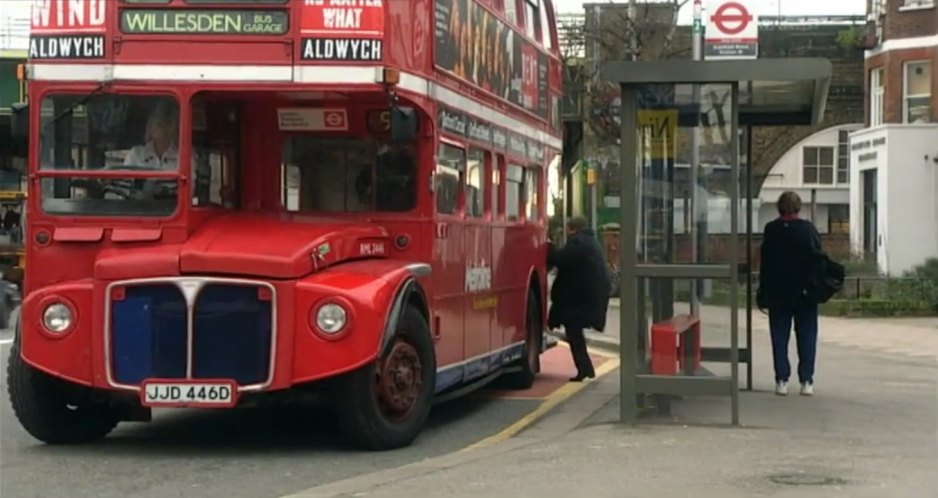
[{"left": 120, "top": 10, "right": 288, "bottom": 35}]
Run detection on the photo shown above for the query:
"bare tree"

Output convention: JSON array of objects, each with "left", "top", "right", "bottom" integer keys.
[{"left": 559, "top": 0, "right": 691, "bottom": 147}]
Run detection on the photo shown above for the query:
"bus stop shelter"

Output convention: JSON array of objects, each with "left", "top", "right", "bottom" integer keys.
[{"left": 600, "top": 58, "right": 833, "bottom": 425}]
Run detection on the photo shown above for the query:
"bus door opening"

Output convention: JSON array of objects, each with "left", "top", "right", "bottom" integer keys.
[{"left": 278, "top": 106, "right": 418, "bottom": 216}]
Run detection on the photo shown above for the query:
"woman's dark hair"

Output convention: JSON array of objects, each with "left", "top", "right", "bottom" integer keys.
[
  {"left": 567, "top": 216, "right": 589, "bottom": 232},
  {"left": 776, "top": 191, "right": 802, "bottom": 216}
]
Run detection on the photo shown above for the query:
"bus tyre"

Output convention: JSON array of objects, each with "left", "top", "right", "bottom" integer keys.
[
  {"left": 502, "top": 288, "right": 541, "bottom": 389},
  {"left": 335, "top": 305, "right": 436, "bottom": 451},
  {"left": 6, "top": 340, "right": 118, "bottom": 444}
]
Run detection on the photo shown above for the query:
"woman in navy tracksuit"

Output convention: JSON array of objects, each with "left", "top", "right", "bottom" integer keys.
[{"left": 757, "top": 191, "right": 823, "bottom": 397}]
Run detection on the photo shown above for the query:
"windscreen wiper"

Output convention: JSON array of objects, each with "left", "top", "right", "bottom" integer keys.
[{"left": 41, "top": 81, "right": 111, "bottom": 131}]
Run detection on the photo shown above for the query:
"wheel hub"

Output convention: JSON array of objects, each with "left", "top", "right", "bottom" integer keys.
[{"left": 376, "top": 340, "right": 423, "bottom": 419}]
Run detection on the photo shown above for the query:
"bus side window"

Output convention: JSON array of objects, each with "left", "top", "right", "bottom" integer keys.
[
  {"left": 524, "top": 167, "right": 539, "bottom": 221},
  {"left": 436, "top": 143, "right": 465, "bottom": 215},
  {"left": 505, "top": 163, "right": 523, "bottom": 221},
  {"left": 492, "top": 154, "right": 502, "bottom": 219},
  {"left": 466, "top": 148, "right": 485, "bottom": 218}
]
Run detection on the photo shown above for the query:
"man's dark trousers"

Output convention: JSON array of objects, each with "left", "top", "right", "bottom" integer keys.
[
  {"left": 565, "top": 325, "right": 594, "bottom": 376},
  {"left": 768, "top": 305, "right": 818, "bottom": 384}
]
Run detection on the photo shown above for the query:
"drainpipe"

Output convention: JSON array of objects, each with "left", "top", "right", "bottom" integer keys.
[{"left": 810, "top": 188, "right": 817, "bottom": 223}]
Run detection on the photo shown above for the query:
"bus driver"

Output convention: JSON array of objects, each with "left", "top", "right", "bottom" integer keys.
[
  {"left": 124, "top": 103, "right": 181, "bottom": 170},
  {"left": 119, "top": 103, "right": 196, "bottom": 200}
]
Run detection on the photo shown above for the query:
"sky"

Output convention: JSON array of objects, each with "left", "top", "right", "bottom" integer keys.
[
  {"left": 553, "top": 0, "right": 866, "bottom": 19},
  {"left": 1, "top": 0, "right": 869, "bottom": 51}
]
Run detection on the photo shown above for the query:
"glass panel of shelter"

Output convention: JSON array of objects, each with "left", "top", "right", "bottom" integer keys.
[{"left": 620, "top": 82, "right": 743, "bottom": 421}]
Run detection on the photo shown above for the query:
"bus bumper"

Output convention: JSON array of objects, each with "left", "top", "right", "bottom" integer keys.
[{"left": 16, "top": 269, "right": 414, "bottom": 408}]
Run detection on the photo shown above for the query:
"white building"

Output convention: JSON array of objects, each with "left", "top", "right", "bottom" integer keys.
[
  {"left": 0, "top": 0, "right": 30, "bottom": 56},
  {"left": 848, "top": 125, "right": 938, "bottom": 276},
  {"left": 757, "top": 123, "right": 862, "bottom": 234},
  {"left": 848, "top": 0, "right": 938, "bottom": 276}
]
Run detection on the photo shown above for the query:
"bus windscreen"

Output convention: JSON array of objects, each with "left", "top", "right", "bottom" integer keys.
[{"left": 38, "top": 93, "right": 181, "bottom": 217}]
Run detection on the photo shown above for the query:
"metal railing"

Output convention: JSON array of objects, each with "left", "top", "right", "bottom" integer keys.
[{"left": 747, "top": 272, "right": 934, "bottom": 302}]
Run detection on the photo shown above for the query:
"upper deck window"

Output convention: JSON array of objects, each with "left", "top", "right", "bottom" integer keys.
[
  {"left": 38, "top": 93, "right": 182, "bottom": 217},
  {"left": 522, "top": 0, "right": 538, "bottom": 40},
  {"left": 538, "top": 0, "right": 551, "bottom": 49},
  {"left": 281, "top": 137, "right": 416, "bottom": 213},
  {"left": 504, "top": 0, "right": 518, "bottom": 24}
]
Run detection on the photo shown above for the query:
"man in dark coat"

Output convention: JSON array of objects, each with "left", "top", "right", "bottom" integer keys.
[{"left": 547, "top": 216, "right": 611, "bottom": 382}]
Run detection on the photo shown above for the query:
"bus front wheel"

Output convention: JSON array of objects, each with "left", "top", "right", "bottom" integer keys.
[
  {"left": 7, "top": 340, "right": 119, "bottom": 444},
  {"left": 334, "top": 305, "right": 436, "bottom": 451}
]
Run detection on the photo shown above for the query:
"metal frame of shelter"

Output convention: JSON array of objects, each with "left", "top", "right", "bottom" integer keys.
[{"left": 601, "top": 58, "right": 833, "bottom": 425}]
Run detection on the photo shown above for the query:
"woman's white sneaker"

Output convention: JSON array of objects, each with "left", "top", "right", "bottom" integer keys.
[
  {"left": 775, "top": 381, "right": 788, "bottom": 396},
  {"left": 800, "top": 382, "right": 814, "bottom": 396}
]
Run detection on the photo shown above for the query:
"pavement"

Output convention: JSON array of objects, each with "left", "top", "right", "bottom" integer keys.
[
  {"left": 559, "top": 299, "right": 938, "bottom": 362},
  {"left": 283, "top": 306, "right": 938, "bottom": 498}
]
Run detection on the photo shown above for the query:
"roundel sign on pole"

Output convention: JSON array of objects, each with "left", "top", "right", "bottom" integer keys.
[{"left": 704, "top": 0, "right": 759, "bottom": 60}]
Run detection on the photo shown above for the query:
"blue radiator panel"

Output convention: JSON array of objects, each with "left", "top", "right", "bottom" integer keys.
[
  {"left": 192, "top": 284, "right": 272, "bottom": 385},
  {"left": 111, "top": 285, "right": 187, "bottom": 385}
]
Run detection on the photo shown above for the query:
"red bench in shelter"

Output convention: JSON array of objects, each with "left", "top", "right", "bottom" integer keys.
[{"left": 650, "top": 314, "right": 701, "bottom": 375}]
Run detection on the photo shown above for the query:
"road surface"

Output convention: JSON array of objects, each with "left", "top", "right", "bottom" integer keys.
[{"left": 0, "top": 314, "right": 613, "bottom": 498}]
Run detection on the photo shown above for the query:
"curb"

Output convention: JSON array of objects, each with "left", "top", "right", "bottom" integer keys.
[{"left": 546, "top": 329, "right": 620, "bottom": 355}]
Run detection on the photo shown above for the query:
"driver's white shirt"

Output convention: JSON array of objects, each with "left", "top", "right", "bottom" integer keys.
[{"left": 123, "top": 142, "right": 180, "bottom": 170}]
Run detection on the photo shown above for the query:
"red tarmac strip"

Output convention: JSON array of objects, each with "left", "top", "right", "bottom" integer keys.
[{"left": 480, "top": 343, "right": 612, "bottom": 400}]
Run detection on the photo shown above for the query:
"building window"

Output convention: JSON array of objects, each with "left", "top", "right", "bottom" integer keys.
[
  {"left": 904, "top": 61, "right": 932, "bottom": 123},
  {"left": 837, "top": 129, "right": 851, "bottom": 184},
  {"left": 870, "top": 68, "right": 884, "bottom": 126},
  {"left": 901, "top": 0, "right": 935, "bottom": 9},
  {"left": 829, "top": 204, "right": 849, "bottom": 234},
  {"left": 803, "top": 146, "right": 835, "bottom": 185}
]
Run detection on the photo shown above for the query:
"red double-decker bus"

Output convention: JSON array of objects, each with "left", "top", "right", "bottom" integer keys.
[{"left": 5, "top": 0, "right": 563, "bottom": 450}]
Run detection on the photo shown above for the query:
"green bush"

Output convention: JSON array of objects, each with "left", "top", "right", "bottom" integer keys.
[
  {"left": 821, "top": 298, "right": 935, "bottom": 317},
  {"left": 903, "top": 258, "right": 938, "bottom": 311}
]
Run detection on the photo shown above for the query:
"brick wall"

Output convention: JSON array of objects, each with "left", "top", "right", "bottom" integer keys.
[
  {"left": 866, "top": 47, "right": 938, "bottom": 124},
  {"left": 881, "top": 0, "right": 938, "bottom": 41},
  {"left": 863, "top": 0, "right": 938, "bottom": 125}
]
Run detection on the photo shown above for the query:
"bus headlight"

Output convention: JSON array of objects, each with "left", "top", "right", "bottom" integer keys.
[
  {"left": 42, "top": 302, "right": 73, "bottom": 334},
  {"left": 315, "top": 303, "right": 347, "bottom": 334}
]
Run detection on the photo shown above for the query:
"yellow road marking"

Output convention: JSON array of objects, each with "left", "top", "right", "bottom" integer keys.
[
  {"left": 480, "top": 343, "right": 618, "bottom": 400},
  {"left": 460, "top": 354, "right": 620, "bottom": 452}
]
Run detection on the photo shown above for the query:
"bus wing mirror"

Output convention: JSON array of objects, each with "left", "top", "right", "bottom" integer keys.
[
  {"left": 9, "top": 103, "right": 28, "bottom": 156},
  {"left": 390, "top": 107, "right": 417, "bottom": 143}
]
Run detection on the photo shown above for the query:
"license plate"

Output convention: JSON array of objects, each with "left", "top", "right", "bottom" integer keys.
[{"left": 140, "top": 379, "right": 238, "bottom": 408}]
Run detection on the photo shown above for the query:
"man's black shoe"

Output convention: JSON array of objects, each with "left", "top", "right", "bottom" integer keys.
[{"left": 569, "top": 372, "right": 596, "bottom": 382}]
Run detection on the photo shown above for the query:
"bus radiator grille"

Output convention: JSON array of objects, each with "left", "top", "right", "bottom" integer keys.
[
  {"left": 109, "top": 281, "right": 273, "bottom": 387},
  {"left": 192, "top": 283, "right": 272, "bottom": 386},
  {"left": 111, "top": 284, "right": 188, "bottom": 385}
]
